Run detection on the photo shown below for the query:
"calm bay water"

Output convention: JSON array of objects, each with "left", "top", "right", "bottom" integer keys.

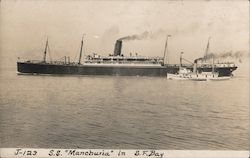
[{"left": 0, "top": 67, "right": 249, "bottom": 150}]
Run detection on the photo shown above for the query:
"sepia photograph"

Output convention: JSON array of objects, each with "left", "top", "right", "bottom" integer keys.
[{"left": 0, "top": 0, "right": 249, "bottom": 157}]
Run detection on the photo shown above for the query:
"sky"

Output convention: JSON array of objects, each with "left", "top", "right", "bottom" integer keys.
[{"left": 0, "top": 0, "right": 249, "bottom": 68}]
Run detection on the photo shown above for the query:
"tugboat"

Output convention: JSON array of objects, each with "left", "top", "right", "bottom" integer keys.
[{"left": 167, "top": 52, "right": 231, "bottom": 81}]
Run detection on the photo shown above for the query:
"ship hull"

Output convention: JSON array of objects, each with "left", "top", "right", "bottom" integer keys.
[{"left": 17, "top": 62, "right": 237, "bottom": 77}]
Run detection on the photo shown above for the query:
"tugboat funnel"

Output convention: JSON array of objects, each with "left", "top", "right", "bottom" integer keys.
[{"left": 193, "top": 59, "right": 198, "bottom": 74}]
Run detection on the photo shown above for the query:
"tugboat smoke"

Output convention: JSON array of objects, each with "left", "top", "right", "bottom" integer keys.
[
  {"left": 203, "top": 51, "right": 245, "bottom": 63},
  {"left": 205, "top": 51, "right": 244, "bottom": 59}
]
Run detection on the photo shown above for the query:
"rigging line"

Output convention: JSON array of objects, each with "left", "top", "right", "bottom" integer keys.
[
  {"left": 182, "top": 58, "right": 193, "bottom": 64},
  {"left": 73, "top": 44, "right": 80, "bottom": 63},
  {"left": 55, "top": 56, "right": 65, "bottom": 61},
  {"left": 52, "top": 52, "right": 64, "bottom": 61}
]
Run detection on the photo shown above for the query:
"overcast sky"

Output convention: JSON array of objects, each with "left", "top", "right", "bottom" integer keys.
[{"left": 0, "top": 0, "right": 249, "bottom": 66}]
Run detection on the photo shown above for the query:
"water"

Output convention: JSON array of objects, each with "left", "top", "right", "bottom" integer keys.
[{"left": 0, "top": 67, "right": 249, "bottom": 150}]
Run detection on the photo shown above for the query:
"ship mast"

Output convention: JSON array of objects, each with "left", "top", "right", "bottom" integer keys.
[
  {"left": 204, "top": 36, "right": 211, "bottom": 62},
  {"left": 78, "top": 34, "right": 85, "bottom": 65},
  {"left": 43, "top": 38, "right": 48, "bottom": 62},
  {"left": 212, "top": 56, "right": 215, "bottom": 75},
  {"left": 180, "top": 52, "right": 183, "bottom": 70},
  {"left": 163, "top": 35, "right": 171, "bottom": 65}
]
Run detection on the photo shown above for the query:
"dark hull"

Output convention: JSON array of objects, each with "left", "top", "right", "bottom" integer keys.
[{"left": 17, "top": 62, "right": 237, "bottom": 77}]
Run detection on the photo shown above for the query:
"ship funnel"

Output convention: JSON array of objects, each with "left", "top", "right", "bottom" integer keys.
[
  {"left": 114, "top": 40, "right": 122, "bottom": 56},
  {"left": 193, "top": 59, "right": 198, "bottom": 74},
  {"left": 193, "top": 58, "right": 202, "bottom": 74}
]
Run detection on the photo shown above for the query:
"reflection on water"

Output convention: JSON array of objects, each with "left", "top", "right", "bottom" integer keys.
[{"left": 0, "top": 68, "right": 249, "bottom": 149}]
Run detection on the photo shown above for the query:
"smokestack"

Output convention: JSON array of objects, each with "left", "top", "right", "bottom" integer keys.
[
  {"left": 193, "top": 59, "right": 198, "bottom": 74},
  {"left": 114, "top": 40, "right": 122, "bottom": 56}
]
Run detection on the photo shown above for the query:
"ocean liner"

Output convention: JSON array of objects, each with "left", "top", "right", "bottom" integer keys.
[{"left": 17, "top": 36, "right": 237, "bottom": 77}]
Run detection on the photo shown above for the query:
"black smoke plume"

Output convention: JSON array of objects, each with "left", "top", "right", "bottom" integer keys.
[
  {"left": 118, "top": 30, "right": 165, "bottom": 41},
  {"left": 204, "top": 51, "right": 244, "bottom": 63}
]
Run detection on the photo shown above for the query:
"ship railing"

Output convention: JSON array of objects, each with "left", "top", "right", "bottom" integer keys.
[
  {"left": 84, "top": 60, "right": 163, "bottom": 65},
  {"left": 22, "top": 60, "right": 45, "bottom": 63},
  {"left": 214, "top": 63, "right": 236, "bottom": 67},
  {"left": 197, "top": 63, "right": 235, "bottom": 68},
  {"left": 88, "top": 56, "right": 164, "bottom": 60},
  {"left": 21, "top": 60, "right": 78, "bottom": 65},
  {"left": 165, "top": 64, "right": 181, "bottom": 67},
  {"left": 164, "top": 63, "right": 236, "bottom": 68}
]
